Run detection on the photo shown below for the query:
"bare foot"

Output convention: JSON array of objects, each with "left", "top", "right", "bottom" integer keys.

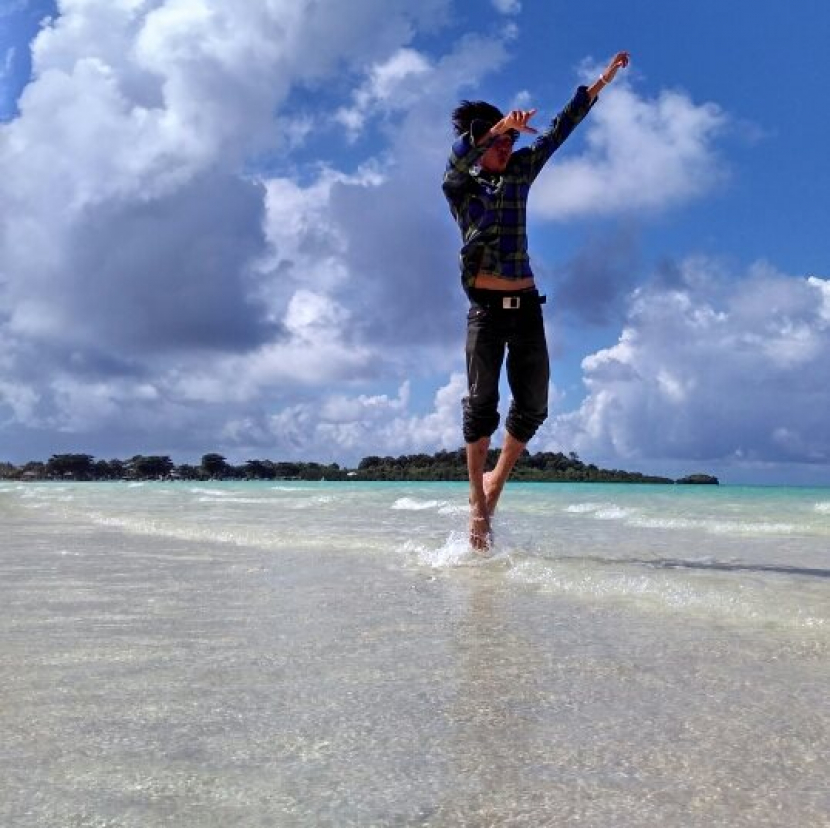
[
  {"left": 469, "top": 493, "right": 491, "bottom": 552},
  {"left": 483, "top": 471, "right": 506, "bottom": 517}
]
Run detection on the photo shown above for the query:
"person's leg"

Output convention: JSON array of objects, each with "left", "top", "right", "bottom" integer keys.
[
  {"left": 483, "top": 431, "right": 526, "bottom": 516},
  {"left": 487, "top": 305, "right": 548, "bottom": 516},
  {"left": 463, "top": 305, "right": 504, "bottom": 549},
  {"left": 466, "top": 437, "right": 490, "bottom": 550}
]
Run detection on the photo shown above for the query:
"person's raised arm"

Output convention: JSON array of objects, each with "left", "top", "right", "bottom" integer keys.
[
  {"left": 587, "top": 50, "right": 630, "bottom": 101},
  {"left": 521, "top": 50, "right": 630, "bottom": 181}
]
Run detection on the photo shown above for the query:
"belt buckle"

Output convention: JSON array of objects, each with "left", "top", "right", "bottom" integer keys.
[{"left": 502, "top": 296, "right": 520, "bottom": 310}]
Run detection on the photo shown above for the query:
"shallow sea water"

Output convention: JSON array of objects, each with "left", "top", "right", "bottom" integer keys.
[{"left": 1, "top": 481, "right": 828, "bottom": 826}]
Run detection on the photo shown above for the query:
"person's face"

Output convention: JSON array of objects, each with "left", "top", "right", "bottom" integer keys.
[{"left": 480, "top": 131, "right": 517, "bottom": 173}]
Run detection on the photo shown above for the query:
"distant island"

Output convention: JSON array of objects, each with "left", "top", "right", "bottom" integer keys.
[{"left": 0, "top": 451, "right": 718, "bottom": 485}]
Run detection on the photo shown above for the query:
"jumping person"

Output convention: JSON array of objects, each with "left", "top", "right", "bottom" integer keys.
[{"left": 442, "top": 51, "right": 630, "bottom": 549}]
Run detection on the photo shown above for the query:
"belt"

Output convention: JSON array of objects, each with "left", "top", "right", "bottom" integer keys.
[{"left": 468, "top": 287, "right": 547, "bottom": 310}]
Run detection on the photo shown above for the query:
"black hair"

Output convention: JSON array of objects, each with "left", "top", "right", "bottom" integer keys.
[{"left": 451, "top": 99, "right": 504, "bottom": 136}]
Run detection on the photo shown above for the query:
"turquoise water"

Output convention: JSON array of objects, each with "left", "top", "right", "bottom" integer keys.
[
  {"left": 1, "top": 480, "right": 828, "bottom": 826},
  {"left": 4, "top": 480, "right": 826, "bottom": 630}
]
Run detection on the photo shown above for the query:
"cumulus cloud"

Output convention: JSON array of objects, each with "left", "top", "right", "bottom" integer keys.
[
  {"left": 222, "top": 373, "right": 467, "bottom": 462},
  {"left": 541, "top": 260, "right": 830, "bottom": 468},
  {"left": 0, "top": 0, "right": 513, "bottom": 461},
  {"left": 531, "top": 80, "right": 727, "bottom": 219},
  {"left": 0, "top": 1, "right": 755, "bottom": 471}
]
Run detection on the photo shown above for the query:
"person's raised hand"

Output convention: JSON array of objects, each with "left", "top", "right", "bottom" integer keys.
[
  {"left": 602, "top": 51, "right": 630, "bottom": 83},
  {"left": 494, "top": 108, "right": 538, "bottom": 136}
]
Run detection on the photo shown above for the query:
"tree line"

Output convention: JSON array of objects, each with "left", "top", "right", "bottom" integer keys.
[{"left": 0, "top": 450, "right": 717, "bottom": 484}]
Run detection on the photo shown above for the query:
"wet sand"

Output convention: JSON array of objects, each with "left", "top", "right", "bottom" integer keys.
[{"left": 1, "top": 514, "right": 828, "bottom": 827}]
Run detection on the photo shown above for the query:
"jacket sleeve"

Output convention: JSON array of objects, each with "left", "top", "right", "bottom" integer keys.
[
  {"left": 524, "top": 85, "right": 596, "bottom": 182},
  {"left": 442, "top": 121, "right": 494, "bottom": 198}
]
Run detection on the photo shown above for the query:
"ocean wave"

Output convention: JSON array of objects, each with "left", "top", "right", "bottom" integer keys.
[
  {"left": 619, "top": 514, "right": 807, "bottom": 537},
  {"left": 508, "top": 558, "right": 827, "bottom": 631},
  {"left": 81, "top": 511, "right": 387, "bottom": 556},
  {"left": 88, "top": 514, "right": 263, "bottom": 549},
  {"left": 814, "top": 502, "right": 830, "bottom": 514},
  {"left": 632, "top": 516, "right": 805, "bottom": 536}
]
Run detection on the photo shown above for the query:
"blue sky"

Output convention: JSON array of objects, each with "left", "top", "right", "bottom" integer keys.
[{"left": 0, "top": 0, "right": 828, "bottom": 484}]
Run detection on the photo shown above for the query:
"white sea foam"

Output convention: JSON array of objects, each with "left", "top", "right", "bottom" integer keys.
[
  {"left": 708, "top": 521, "right": 801, "bottom": 535},
  {"left": 438, "top": 503, "right": 466, "bottom": 516},
  {"left": 405, "top": 533, "right": 512, "bottom": 569},
  {"left": 86, "top": 513, "right": 275, "bottom": 550},
  {"left": 814, "top": 502, "right": 830, "bottom": 513},
  {"left": 197, "top": 496, "right": 267, "bottom": 505},
  {"left": 565, "top": 502, "right": 631, "bottom": 520},
  {"left": 593, "top": 506, "right": 631, "bottom": 520},
  {"left": 629, "top": 516, "right": 697, "bottom": 530},
  {"left": 392, "top": 497, "right": 446, "bottom": 511},
  {"left": 284, "top": 495, "right": 336, "bottom": 509}
]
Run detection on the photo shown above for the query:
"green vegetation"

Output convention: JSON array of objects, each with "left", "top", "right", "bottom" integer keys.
[
  {"left": 355, "top": 449, "right": 676, "bottom": 483},
  {"left": 0, "top": 449, "right": 715, "bottom": 484},
  {"left": 676, "top": 473, "right": 720, "bottom": 485}
]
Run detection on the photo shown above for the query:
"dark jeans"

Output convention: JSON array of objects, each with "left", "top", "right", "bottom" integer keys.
[{"left": 463, "top": 291, "right": 550, "bottom": 444}]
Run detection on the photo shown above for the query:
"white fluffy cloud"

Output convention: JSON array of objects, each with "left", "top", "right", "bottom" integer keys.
[
  {"left": 336, "top": 47, "right": 432, "bottom": 138},
  {"left": 542, "top": 260, "right": 830, "bottom": 468},
  {"left": 531, "top": 81, "right": 727, "bottom": 219},
  {"left": 223, "top": 373, "right": 466, "bottom": 461}
]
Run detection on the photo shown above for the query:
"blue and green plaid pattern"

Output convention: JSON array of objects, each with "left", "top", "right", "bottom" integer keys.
[{"left": 443, "top": 86, "right": 595, "bottom": 290}]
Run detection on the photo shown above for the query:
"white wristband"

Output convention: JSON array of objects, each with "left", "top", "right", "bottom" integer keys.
[{"left": 599, "top": 73, "right": 611, "bottom": 85}]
